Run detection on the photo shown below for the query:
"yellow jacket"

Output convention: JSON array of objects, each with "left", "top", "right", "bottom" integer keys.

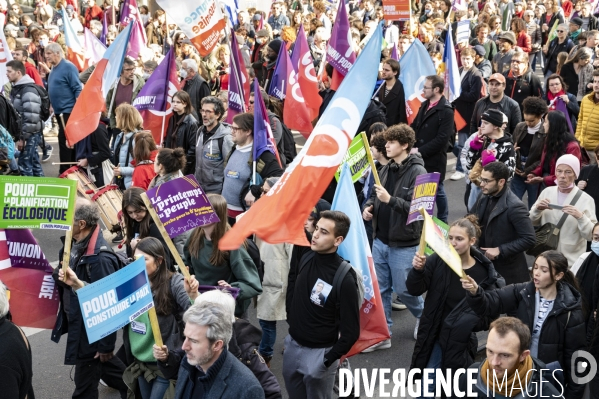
[{"left": 576, "top": 93, "right": 599, "bottom": 151}]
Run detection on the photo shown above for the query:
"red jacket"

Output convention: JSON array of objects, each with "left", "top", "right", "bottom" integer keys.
[
  {"left": 532, "top": 140, "right": 581, "bottom": 186},
  {"left": 25, "top": 62, "right": 43, "bottom": 86},
  {"left": 562, "top": 0, "right": 573, "bottom": 18},
  {"left": 516, "top": 30, "right": 532, "bottom": 53},
  {"left": 131, "top": 150, "right": 158, "bottom": 190},
  {"left": 85, "top": 5, "right": 103, "bottom": 28}
]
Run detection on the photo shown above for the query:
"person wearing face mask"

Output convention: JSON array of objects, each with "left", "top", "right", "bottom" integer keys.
[
  {"left": 252, "top": 30, "right": 270, "bottom": 65},
  {"left": 141, "top": 60, "right": 157, "bottom": 81},
  {"left": 419, "top": 1, "right": 434, "bottom": 23},
  {"left": 531, "top": 154, "right": 598, "bottom": 267}
]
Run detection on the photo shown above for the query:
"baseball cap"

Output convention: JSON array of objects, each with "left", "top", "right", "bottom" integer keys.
[
  {"left": 488, "top": 73, "right": 506, "bottom": 84},
  {"left": 473, "top": 45, "right": 486, "bottom": 57}
]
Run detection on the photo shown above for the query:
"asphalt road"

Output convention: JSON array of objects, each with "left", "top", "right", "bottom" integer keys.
[{"left": 26, "top": 134, "right": 474, "bottom": 399}]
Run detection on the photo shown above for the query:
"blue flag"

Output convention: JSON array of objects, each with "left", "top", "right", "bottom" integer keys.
[
  {"left": 268, "top": 45, "right": 287, "bottom": 100},
  {"left": 253, "top": 79, "right": 281, "bottom": 172}
]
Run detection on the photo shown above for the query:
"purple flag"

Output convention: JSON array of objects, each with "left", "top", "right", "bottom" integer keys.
[
  {"left": 227, "top": 31, "right": 246, "bottom": 124},
  {"left": 119, "top": 0, "right": 139, "bottom": 26},
  {"left": 147, "top": 175, "right": 220, "bottom": 238},
  {"left": 554, "top": 97, "right": 574, "bottom": 134},
  {"left": 290, "top": 25, "right": 301, "bottom": 70},
  {"left": 391, "top": 43, "right": 399, "bottom": 61},
  {"left": 127, "top": 18, "right": 147, "bottom": 60},
  {"left": 100, "top": 11, "right": 108, "bottom": 45},
  {"left": 133, "top": 48, "right": 176, "bottom": 112},
  {"left": 326, "top": 1, "right": 356, "bottom": 76},
  {"left": 268, "top": 45, "right": 287, "bottom": 100},
  {"left": 253, "top": 79, "right": 280, "bottom": 167}
]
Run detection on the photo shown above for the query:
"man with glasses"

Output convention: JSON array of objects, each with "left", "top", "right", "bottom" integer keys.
[
  {"left": 194, "top": 96, "right": 233, "bottom": 194},
  {"left": 267, "top": 2, "right": 289, "bottom": 38},
  {"left": 105, "top": 58, "right": 145, "bottom": 143},
  {"left": 181, "top": 58, "right": 211, "bottom": 117},
  {"left": 503, "top": 49, "right": 544, "bottom": 117},
  {"left": 470, "top": 161, "right": 535, "bottom": 284}
]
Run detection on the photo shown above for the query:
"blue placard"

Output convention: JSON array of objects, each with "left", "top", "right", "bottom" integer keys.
[{"left": 77, "top": 257, "right": 154, "bottom": 344}]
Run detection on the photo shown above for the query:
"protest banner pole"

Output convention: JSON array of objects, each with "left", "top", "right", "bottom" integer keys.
[
  {"left": 361, "top": 132, "right": 380, "bottom": 186},
  {"left": 62, "top": 230, "right": 73, "bottom": 275},
  {"left": 140, "top": 193, "right": 192, "bottom": 280},
  {"left": 417, "top": 208, "right": 427, "bottom": 256},
  {"left": 147, "top": 307, "right": 163, "bottom": 347}
]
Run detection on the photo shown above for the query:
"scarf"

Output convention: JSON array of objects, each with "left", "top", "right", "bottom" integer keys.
[
  {"left": 547, "top": 89, "right": 566, "bottom": 109},
  {"left": 527, "top": 120, "right": 542, "bottom": 134},
  {"left": 480, "top": 355, "right": 534, "bottom": 397}
]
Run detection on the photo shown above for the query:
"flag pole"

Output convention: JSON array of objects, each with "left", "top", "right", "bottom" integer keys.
[
  {"left": 160, "top": 114, "right": 166, "bottom": 147},
  {"left": 111, "top": 3, "right": 115, "bottom": 30}
]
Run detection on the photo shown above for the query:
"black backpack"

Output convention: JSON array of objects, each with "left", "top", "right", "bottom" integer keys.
[
  {"left": 25, "top": 84, "right": 51, "bottom": 122},
  {"left": 279, "top": 120, "right": 297, "bottom": 166},
  {"left": 0, "top": 95, "right": 22, "bottom": 141}
]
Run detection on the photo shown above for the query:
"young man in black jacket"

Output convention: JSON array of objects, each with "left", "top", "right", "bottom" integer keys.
[
  {"left": 362, "top": 124, "right": 427, "bottom": 349},
  {"left": 410, "top": 74, "right": 454, "bottom": 223},
  {"left": 283, "top": 210, "right": 360, "bottom": 399}
]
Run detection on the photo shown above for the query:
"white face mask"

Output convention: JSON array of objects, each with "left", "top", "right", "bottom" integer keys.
[
  {"left": 236, "top": 35, "right": 245, "bottom": 44},
  {"left": 256, "top": 38, "right": 265, "bottom": 44},
  {"left": 142, "top": 72, "right": 150, "bottom": 80},
  {"left": 179, "top": 69, "right": 187, "bottom": 79}
]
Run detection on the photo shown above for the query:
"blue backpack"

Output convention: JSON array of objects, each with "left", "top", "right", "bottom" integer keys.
[{"left": 0, "top": 124, "right": 15, "bottom": 166}]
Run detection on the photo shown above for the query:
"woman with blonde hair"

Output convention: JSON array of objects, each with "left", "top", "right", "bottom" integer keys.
[
  {"left": 184, "top": 194, "right": 262, "bottom": 317},
  {"left": 112, "top": 104, "right": 144, "bottom": 190}
]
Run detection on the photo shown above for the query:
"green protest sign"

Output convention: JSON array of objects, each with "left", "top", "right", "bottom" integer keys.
[
  {"left": 335, "top": 134, "right": 368, "bottom": 183},
  {"left": 0, "top": 176, "right": 78, "bottom": 230},
  {"left": 424, "top": 217, "right": 449, "bottom": 256}
]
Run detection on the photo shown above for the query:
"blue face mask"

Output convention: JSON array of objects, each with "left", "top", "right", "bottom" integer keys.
[{"left": 592, "top": 241, "right": 599, "bottom": 256}]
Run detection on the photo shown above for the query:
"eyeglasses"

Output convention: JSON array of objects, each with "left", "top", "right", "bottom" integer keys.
[
  {"left": 557, "top": 30, "right": 565, "bottom": 33},
  {"left": 422, "top": 86, "right": 432, "bottom": 90},
  {"left": 200, "top": 109, "right": 215, "bottom": 114},
  {"left": 480, "top": 178, "right": 496, "bottom": 185}
]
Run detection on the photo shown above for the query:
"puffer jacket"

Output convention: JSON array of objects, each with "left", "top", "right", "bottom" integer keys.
[
  {"left": 467, "top": 281, "right": 586, "bottom": 399},
  {"left": 363, "top": 154, "right": 427, "bottom": 247},
  {"left": 575, "top": 92, "right": 599, "bottom": 151},
  {"left": 194, "top": 122, "right": 234, "bottom": 194},
  {"left": 164, "top": 113, "right": 198, "bottom": 175},
  {"left": 407, "top": 247, "right": 505, "bottom": 371},
  {"left": 512, "top": 120, "right": 546, "bottom": 174},
  {"left": 464, "top": 133, "right": 516, "bottom": 178},
  {"left": 10, "top": 75, "right": 43, "bottom": 140},
  {"left": 111, "top": 131, "right": 136, "bottom": 188}
]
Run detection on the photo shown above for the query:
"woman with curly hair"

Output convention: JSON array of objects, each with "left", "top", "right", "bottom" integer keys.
[{"left": 526, "top": 110, "right": 581, "bottom": 188}]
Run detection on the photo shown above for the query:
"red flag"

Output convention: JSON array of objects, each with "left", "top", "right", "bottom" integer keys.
[
  {"left": 283, "top": 49, "right": 313, "bottom": 138},
  {"left": 292, "top": 25, "right": 322, "bottom": 120},
  {"left": 0, "top": 229, "right": 59, "bottom": 329}
]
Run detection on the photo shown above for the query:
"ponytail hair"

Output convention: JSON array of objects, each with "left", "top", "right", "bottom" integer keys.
[
  {"left": 450, "top": 214, "right": 482, "bottom": 240},
  {"left": 536, "top": 250, "right": 580, "bottom": 291},
  {"left": 156, "top": 147, "right": 186, "bottom": 174}
]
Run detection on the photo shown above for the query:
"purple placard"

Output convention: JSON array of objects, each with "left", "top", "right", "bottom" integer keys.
[
  {"left": 147, "top": 175, "right": 220, "bottom": 238},
  {"left": 5, "top": 229, "right": 53, "bottom": 272},
  {"left": 407, "top": 173, "right": 441, "bottom": 225}
]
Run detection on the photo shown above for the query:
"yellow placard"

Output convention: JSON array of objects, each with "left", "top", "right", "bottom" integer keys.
[{"left": 419, "top": 208, "right": 465, "bottom": 278}]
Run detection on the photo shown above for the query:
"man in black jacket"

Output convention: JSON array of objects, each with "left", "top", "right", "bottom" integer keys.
[
  {"left": 451, "top": 48, "right": 483, "bottom": 181},
  {"left": 503, "top": 49, "right": 544, "bottom": 117},
  {"left": 470, "top": 162, "right": 536, "bottom": 285},
  {"left": 378, "top": 59, "right": 407, "bottom": 127},
  {"left": 284, "top": 211, "right": 360, "bottom": 399},
  {"left": 410, "top": 74, "right": 453, "bottom": 223},
  {"left": 182, "top": 58, "right": 211, "bottom": 116},
  {"left": 470, "top": 73, "right": 522, "bottom": 134},
  {"left": 363, "top": 125, "right": 427, "bottom": 348},
  {"left": 458, "top": 317, "right": 565, "bottom": 398},
  {"left": 52, "top": 198, "right": 127, "bottom": 399}
]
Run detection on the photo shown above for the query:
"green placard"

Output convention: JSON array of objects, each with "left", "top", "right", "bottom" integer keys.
[
  {"left": 424, "top": 217, "right": 449, "bottom": 256},
  {"left": 335, "top": 133, "right": 369, "bottom": 183},
  {"left": 0, "top": 176, "right": 78, "bottom": 230}
]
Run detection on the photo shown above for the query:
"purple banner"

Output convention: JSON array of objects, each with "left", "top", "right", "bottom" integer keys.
[
  {"left": 391, "top": 43, "right": 399, "bottom": 61},
  {"left": 407, "top": 173, "right": 440, "bottom": 225},
  {"left": 554, "top": 97, "right": 574, "bottom": 134},
  {"left": 326, "top": 1, "right": 356, "bottom": 76},
  {"left": 147, "top": 175, "right": 220, "bottom": 238},
  {"left": 4, "top": 229, "right": 53, "bottom": 271},
  {"left": 119, "top": 0, "right": 139, "bottom": 26},
  {"left": 268, "top": 45, "right": 287, "bottom": 100}
]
